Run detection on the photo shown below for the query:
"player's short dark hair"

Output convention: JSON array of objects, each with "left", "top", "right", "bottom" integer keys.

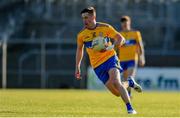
[
  {"left": 120, "top": 16, "right": 131, "bottom": 22},
  {"left": 80, "top": 7, "right": 96, "bottom": 16}
]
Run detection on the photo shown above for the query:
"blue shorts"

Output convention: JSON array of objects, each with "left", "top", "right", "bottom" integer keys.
[
  {"left": 120, "top": 60, "right": 135, "bottom": 72},
  {"left": 94, "top": 55, "right": 122, "bottom": 84}
]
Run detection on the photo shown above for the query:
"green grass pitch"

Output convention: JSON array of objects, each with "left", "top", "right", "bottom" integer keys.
[{"left": 0, "top": 89, "right": 180, "bottom": 117}]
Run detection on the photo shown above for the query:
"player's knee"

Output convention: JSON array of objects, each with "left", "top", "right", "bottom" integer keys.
[
  {"left": 108, "top": 79, "right": 115, "bottom": 84},
  {"left": 114, "top": 92, "right": 121, "bottom": 97},
  {"left": 110, "top": 89, "right": 121, "bottom": 97},
  {"left": 109, "top": 78, "right": 121, "bottom": 84}
]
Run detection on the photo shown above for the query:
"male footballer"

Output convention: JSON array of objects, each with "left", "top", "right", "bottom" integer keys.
[
  {"left": 75, "top": 7, "right": 142, "bottom": 114},
  {"left": 118, "top": 16, "right": 145, "bottom": 97}
]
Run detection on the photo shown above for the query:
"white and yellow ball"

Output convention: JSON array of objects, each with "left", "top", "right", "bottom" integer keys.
[{"left": 92, "top": 36, "right": 108, "bottom": 51}]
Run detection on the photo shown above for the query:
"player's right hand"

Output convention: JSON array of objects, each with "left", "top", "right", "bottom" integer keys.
[
  {"left": 138, "top": 55, "right": 145, "bottom": 67},
  {"left": 75, "top": 68, "right": 82, "bottom": 80}
]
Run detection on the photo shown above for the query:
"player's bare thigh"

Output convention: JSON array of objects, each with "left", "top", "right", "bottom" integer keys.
[{"left": 105, "top": 68, "right": 122, "bottom": 97}]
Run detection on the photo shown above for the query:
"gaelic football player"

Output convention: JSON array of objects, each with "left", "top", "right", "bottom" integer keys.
[
  {"left": 75, "top": 7, "right": 142, "bottom": 114},
  {"left": 118, "top": 16, "right": 145, "bottom": 97}
]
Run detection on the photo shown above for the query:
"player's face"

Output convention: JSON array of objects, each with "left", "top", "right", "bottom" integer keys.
[
  {"left": 121, "top": 21, "right": 131, "bottom": 30},
  {"left": 81, "top": 13, "right": 95, "bottom": 28}
]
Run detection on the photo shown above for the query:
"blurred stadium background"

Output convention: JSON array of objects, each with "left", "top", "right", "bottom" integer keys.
[{"left": 0, "top": 0, "right": 180, "bottom": 90}]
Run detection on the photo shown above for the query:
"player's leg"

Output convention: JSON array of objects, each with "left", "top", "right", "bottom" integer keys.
[
  {"left": 121, "top": 60, "right": 137, "bottom": 80},
  {"left": 122, "top": 69, "right": 129, "bottom": 79},
  {"left": 105, "top": 68, "right": 136, "bottom": 114},
  {"left": 122, "top": 70, "right": 129, "bottom": 89},
  {"left": 126, "top": 65, "right": 137, "bottom": 78},
  {"left": 120, "top": 61, "right": 130, "bottom": 90},
  {"left": 122, "top": 60, "right": 142, "bottom": 97},
  {"left": 123, "top": 67, "right": 135, "bottom": 97},
  {"left": 105, "top": 80, "right": 121, "bottom": 97},
  {"left": 106, "top": 68, "right": 130, "bottom": 102}
]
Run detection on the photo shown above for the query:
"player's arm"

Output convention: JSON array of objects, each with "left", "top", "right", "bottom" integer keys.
[
  {"left": 113, "top": 34, "right": 125, "bottom": 57},
  {"left": 75, "top": 36, "right": 84, "bottom": 80},
  {"left": 137, "top": 32, "right": 145, "bottom": 66},
  {"left": 113, "top": 33, "right": 125, "bottom": 47},
  {"left": 106, "top": 26, "right": 125, "bottom": 50}
]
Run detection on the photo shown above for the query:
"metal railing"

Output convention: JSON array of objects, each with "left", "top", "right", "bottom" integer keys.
[
  {"left": 18, "top": 49, "right": 75, "bottom": 88},
  {"left": 1, "top": 38, "right": 76, "bottom": 88}
]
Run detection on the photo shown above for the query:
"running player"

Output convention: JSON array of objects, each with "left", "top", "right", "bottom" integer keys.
[
  {"left": 118, "top": 16, "right": 145, "bottom": 97},
  {"left": 75, "top": 7, "right": 142, "bottom": 114}
]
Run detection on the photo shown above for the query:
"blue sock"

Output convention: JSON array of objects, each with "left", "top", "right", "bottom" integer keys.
[
  {"left": 126, "top": 103, "right": 133, "bottom": 111},
  {"left": 128, "top": 78, "right": 134, "bottom": 88},
  {"left": 128, "top": 91, "right": 131, "bottom": 97}
]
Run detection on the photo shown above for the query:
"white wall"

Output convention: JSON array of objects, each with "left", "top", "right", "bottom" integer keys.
[
  {"left": 87, "top": 67, "right": 180, "bottom": 91},
  {"left": 136, "top": 67, "right": 180, "bottom": 90}
]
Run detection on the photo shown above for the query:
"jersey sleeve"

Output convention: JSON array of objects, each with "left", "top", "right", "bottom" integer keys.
[
  {"left": 77, "top": 34, "right": 84, "bottom": 46},
  {"left": 136, "top": 31, "right": 142, "bottom": 42},
  {"left": 107, "top": 25, "right": 120, "bottom": 39}
]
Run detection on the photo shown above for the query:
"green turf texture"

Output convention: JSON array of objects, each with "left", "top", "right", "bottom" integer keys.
[{"left": 0, "top": 89, "right": 180, "bottom": 117}]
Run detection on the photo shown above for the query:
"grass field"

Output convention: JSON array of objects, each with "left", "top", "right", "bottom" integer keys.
[{"left": 0, "top": 89, "right": 180, "bottom": 117}]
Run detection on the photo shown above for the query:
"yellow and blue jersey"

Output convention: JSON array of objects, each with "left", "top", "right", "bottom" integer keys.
[
  {"left": 118, "top": 30, "right": 142, "bottom": 61},
  {"left": 77, "top": 22, "right": 120, "bottom": 68}
]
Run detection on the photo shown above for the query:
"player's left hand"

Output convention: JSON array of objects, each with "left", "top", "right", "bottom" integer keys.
[
  {"left": 100, "top": 44, "right": 114, "bottom": 52},
  {"left": 99, "top": 44, "right": 108, "bottom": 52},
  {"left": 138, "top": 56, "right": 145, "bottom": 67}
]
